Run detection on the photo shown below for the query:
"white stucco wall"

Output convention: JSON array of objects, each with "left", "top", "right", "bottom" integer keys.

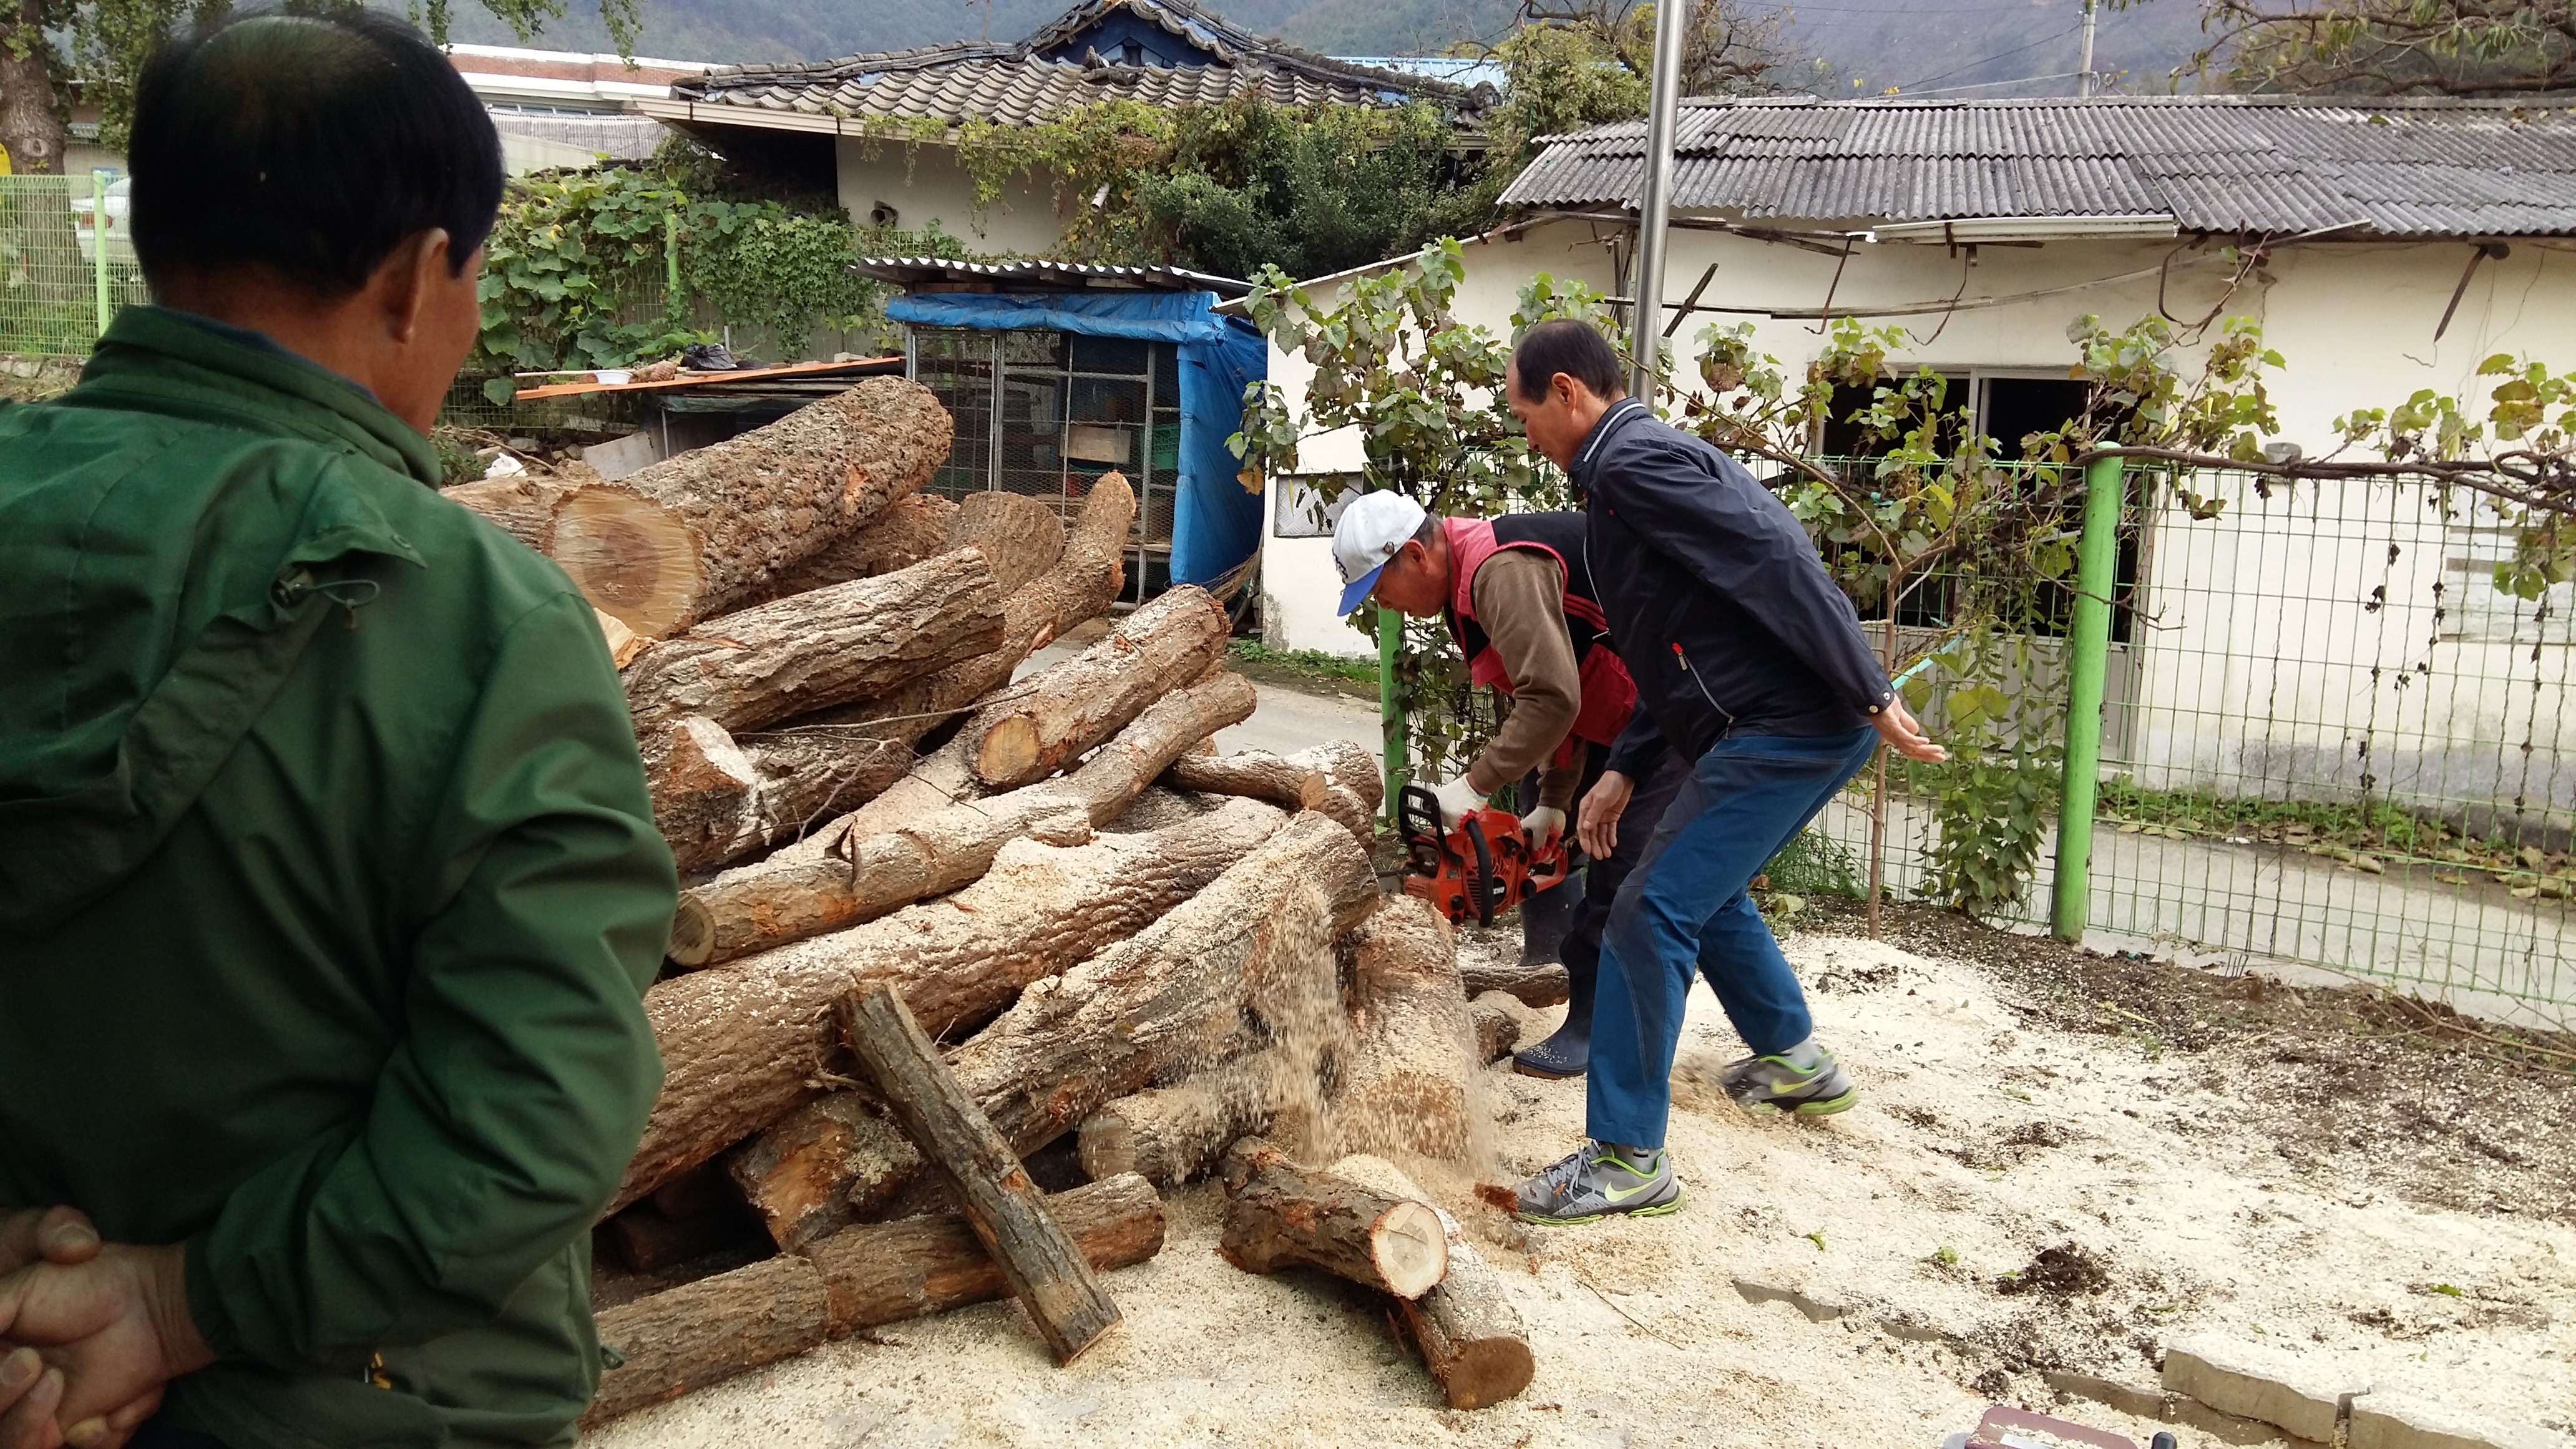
[
  {"left": 836, "top": 139, "right": 1068, "bottom": 256},
  {"left": 1251, "top": 218, "right": 2576, "bottom": 819}
]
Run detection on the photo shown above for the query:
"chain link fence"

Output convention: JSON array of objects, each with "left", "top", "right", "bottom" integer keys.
[{"left": 1808, "top": 467, "right": 2575, "bottom": 1025}]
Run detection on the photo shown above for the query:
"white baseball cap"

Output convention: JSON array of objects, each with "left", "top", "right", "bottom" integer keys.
[{"left": 1331, "top": 492, "right": 1430, "bottom": 615}]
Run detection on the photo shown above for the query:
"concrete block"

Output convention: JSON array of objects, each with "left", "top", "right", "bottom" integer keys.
[
  {"left": 2168, "top": 1392, "right": 2330, "bottom": 1449},
  {"left": 2041, "top": 1369, "right": 2167, "bottom": 1422},
  {"left": 2348, "top": 1392, "right": 2567, "bottom": 1449},
  {"left": 2161, "top": 1335, "right": 2362, "bottom": 1444}
]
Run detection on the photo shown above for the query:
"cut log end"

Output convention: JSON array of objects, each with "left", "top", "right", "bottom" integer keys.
[
  {"left": 554, "top": 484, "right": 703, "bottom": 636},
  {"left": 973, "top": 716, "right": 1043, "bottom": 790},
  {"left": 1370, "top": 1198, "right": 1451, "bottom": 1300}
]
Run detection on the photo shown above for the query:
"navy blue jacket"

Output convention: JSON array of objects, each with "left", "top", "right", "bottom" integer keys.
[{"left": 1573, "top": 399, "right": 1896, "bottom": 774}]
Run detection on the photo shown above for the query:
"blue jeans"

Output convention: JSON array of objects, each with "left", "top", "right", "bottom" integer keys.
[{"left": 1585, "top": 726, "right": 1880, "bottom": 1149}]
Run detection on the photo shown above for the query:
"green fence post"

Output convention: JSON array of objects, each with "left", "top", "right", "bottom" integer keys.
[
  {"left": 1378, "top": 605, "right": 1405, "bottom": 818},
  {"left": 2052, "top": 455, "right": 2124, "bottom": 941},
  {"left": 91, "top": 171, "right": 112, "bottom": 339},
  {"left": 663, "top": 209, "right": 683, "bottom": 318}
]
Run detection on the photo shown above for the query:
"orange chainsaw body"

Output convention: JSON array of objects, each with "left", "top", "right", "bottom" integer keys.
[{"left": 1397, "top": 784, "right": 1571, "bottom": 928}]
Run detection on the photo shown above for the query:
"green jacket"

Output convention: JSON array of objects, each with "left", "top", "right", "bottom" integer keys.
[{"left": 0, "top": 308, "right": 675, "bottom": 1449}]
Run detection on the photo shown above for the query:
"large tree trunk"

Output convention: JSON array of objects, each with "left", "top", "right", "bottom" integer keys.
[
  {"left": 612, "top": 796, "right": 1288, "bottom": 1212},
  {"left": 554, "top": 378, "right": 950, "bottom": 635},
  {"left": 837, "top": 985, "right": 1123, "bottom": 1366},
  {"left": 942, "top": 492, "right": 1068, "bottom": 597},
  {"left": 761, "top": 491, "right": 959, "bottom": 597},
  {"left": 1217, "top": 1149, "right": 1447, "bottom": 1300},
  {"left": 439, "top": 474, "right": 579, "bottom": 552},
  {"left": 761, "top": 474, "right": 1136, "bottom": 857},
  {"left": 803, "top": 1173, "right": 1163, "bottom": 1337},
  {"left": 584, "top": 1255, "right": 832, "bottom": 1427},
  {"left": 670, "top": 671, "right": 1258, "bottom": 967},
  {"left": 626, "top": 547, "right": 1004, "bottom": 738},
  {"left": 0, "top": 2, "right": 67, "bottom": 178},
  {"left": 960, "top": 585, "right": 1233, "bottom": 790},
  {"left": 1335, "top": 896, "right": 1480, "bottom": 1164}
]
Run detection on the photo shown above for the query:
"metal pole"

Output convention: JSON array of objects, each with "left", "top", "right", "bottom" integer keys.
[
  {"left": 91, "top": 170, "right": 111, "bottom": 338},
  {"left": 664, "top": 208, "right": 683, "bottom": 317},
  {"left": 1626, "top": 0, "right": 1690, "bottom": 399},
  {"left": 1378, "top": 604, "right": 1405, "bottom": 819},
  {"left": 2076, "top": 0, "right": 2099, "bottom": 97},
  {"left": 2051, "top": 456, "right": 2123, "bottom": 940}
]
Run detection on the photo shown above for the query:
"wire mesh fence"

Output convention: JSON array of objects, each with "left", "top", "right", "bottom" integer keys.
[
  {"left": 1807, "top": 466, "right": 2576, "bottom": 1022},
  {"left": 0, "top": 174, "right": 149, "bottom": 361}
]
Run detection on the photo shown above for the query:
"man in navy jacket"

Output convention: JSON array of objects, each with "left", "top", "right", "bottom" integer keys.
[{"left": 1501, "top": 320, "right": 1946, "bottom": 1225}]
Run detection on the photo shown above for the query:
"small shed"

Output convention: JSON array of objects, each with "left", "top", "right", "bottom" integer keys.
[{"left": 858, "top": 256, "right": 1266, "bottom": 601}]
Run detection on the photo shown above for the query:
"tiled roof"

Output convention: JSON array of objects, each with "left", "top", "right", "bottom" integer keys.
[
  {"left": 852, "top": 255, "right": 1252, "bottom": 295},
  {"left": 1500, "top": 96, "right": 2576, "bottom": 237},
  {"left": 671, "top": 0, "right": 1481, "bottom": 131}
]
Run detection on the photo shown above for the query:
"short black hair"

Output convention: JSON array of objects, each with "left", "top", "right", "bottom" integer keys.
[
  {"left": 1509, "top": 320, "right": 1627, "bottom": 402},
  {"left": 129, "top": 9, "right": 504, "bottom": 295}
]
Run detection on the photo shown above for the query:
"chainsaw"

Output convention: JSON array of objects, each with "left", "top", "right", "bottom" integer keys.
[{"left": 1397, "top": 783, "right": 1571, "bottom": 928}]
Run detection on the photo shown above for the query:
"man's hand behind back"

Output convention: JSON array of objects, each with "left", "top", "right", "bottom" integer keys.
[{"left": 0, "top": 1234, "right": 210, "bottom": 1449}]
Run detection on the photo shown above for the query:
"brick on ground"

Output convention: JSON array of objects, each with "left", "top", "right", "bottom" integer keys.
[{"left": 2346, "top": 1392, "right": 2569, "bottom": 1449}]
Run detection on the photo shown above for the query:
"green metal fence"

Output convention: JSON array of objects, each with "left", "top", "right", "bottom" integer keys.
[
  {"left": 0, "top": 173, "right": 149, "bottom": 361},
  {"left": 1807, "top": 461, "right": 2576, "bottom": 1025}
]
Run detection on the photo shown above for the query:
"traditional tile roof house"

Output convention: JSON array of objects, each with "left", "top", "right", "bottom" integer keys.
[{"left": 638, "top": 0, "right": 1491, "bottom": 253}]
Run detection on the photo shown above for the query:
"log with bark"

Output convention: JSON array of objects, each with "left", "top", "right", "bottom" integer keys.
[
  {"left": 803, "top": 1172, "right": 1163, "bottom": 1337},
  {"left": 670, "top": 671, "right": 1257, "bottom": 968},
  {"left": 584, "top": 1255, "right": 832, "bottom": 1426},
  {"left": 957, "top": 585, "right": 1234, "bottom": 791},
  {"left": 441, "top": 472, "right": 578, "bottom": 552},
  {"left": 1325, "top": 1155, "right": 1533, "bottom": 1411},
  {"left": 554, "top": 378, "right": 951, "bottom": 635},
  {"left": 1336, "top": 896, "right": 1480, "bottom": 1164},
  {"left": 1216, "top": 1144, "right": 1448, "bottom": 1300},
  {"left": 838, "top": 984, "right": 1122, "bottom": 1365},
  {"left": 723, "top": 1090, "right": 924, "bottom": 1252},
  {"left": 1074, "top": 1048, "right": 1281, "bottom": 1187},
  {"left": 1160, "top": 748, "right": 1327, "bottom": 812},
  {"left": 625, "top": 547, "right": 1005, "bottom": 738},
  {"left": 762, "top": 490, "right": 957, "bottom": 597},
  {"left": 1469, "top": 990, "right": 1538, "bottom": 1065},
  {"left": 612, "top": 795, "right": 1289, "bottom": 1212},
  {"left": 758, "top": 474, "right": 1135, "bottom": 857},
  {"left": 1458, "top": 959, "right": 1571, "bottom": 1010},
  {"left": 942, "top": 492, "right": 1068, "bottom": 597}
]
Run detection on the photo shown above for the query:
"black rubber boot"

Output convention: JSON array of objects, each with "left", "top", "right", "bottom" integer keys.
[
  {"left": 1518, "top": 874, "right": 1580, "bottom": 967},
  {"left": 1512, "top": 937, "right": 1597, "bottom": 1079}
]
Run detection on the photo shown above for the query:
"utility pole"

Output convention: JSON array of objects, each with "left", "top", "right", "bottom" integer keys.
[
  {"left": 1627, "top": 0, "right": 1690, "bottom": 399},
  {"left": 2077, "top": 0, "right": 2099, "bottom": 97}
]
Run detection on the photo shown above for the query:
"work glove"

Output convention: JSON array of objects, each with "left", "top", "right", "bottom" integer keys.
[
  {"left": 1430, "top": 774, "right": 1488, "bottom": 829},
  {"left": 1520, "top": 805, "right": 1567, "bottom": 854}
]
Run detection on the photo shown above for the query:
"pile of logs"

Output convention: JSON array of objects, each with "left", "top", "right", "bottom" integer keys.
[{"left": 442, "top": 381, "right": 1533, "bottom": 1424}]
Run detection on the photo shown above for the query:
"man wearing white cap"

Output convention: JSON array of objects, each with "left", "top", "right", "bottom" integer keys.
[{"left": 1332, "top": 490, "right": 1682, "bottom": 1080}]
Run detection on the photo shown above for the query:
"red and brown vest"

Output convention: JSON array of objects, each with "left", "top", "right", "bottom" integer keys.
[{"left": 1442, "top": 512, "right": 1638, "bottom": 758}]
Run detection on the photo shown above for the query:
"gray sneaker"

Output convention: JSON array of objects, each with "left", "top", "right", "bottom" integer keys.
[
  {"left": 1512, "top": 1140, "right": 1682, "bottom": 1224},
  {"left": 1721, "top": 1048, "right": 1859, "bottom": 1116}
]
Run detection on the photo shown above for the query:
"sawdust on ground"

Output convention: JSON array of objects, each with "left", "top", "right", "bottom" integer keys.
[{"left": 587, "top": 909, "right": 2576, "bottom": 1449}]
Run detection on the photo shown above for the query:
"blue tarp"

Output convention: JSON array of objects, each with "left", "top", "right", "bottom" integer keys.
[{"left": 886, "top": 290, "right": 1266, "bottom": 588}]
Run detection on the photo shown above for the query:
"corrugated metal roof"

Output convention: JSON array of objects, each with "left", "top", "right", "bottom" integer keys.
[
  {"left": 851, "top": 255, "right": 1252, "bottom": 296},
  {"left": 1501, "top": 96, "right": 2576, "bottom": 237},
  {"left": 673, "top": 0, "right": 1481, "bottom": 131}
]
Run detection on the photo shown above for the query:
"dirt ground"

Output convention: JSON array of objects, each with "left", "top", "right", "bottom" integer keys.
[{"left": 589, "top": 906, "right": 2576, "bottom": 1449}]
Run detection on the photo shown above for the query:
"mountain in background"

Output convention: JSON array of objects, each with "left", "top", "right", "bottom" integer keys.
[{"left": 425, "top": 0, "right": 2212, "bottom": 99}]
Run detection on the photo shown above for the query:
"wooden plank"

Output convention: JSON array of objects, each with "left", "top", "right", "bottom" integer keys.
[
  {"left": 512, "top": 356, "right": 902, "bottom": 399},
  {"left": 836, "top": 983, "right": 1123, "bottom": 1365}
]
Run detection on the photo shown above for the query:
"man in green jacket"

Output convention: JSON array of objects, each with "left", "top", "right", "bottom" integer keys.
[{"left": 0, "top": 13, "right": 674, "bottom": 1449}]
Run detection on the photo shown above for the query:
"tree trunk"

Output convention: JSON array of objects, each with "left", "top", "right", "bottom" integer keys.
[
  {"left": 612, "top": 796, "right": 1289, "bottom": 1212},
  {"left": 1458, "top": 959, "right": 1570, "bottom": 1010},
  {"left": 1304, "top": 736, "right": 1387, "bottom": 816},
  {"left": 1161, "top": 749, "right": 1327, "bottom": 811},
  {"left": 671, "top": 671, "right": 1258, "bottom": 967},
  {"left": 721, "top": 1090, "right": 921, "bottom": 1252},
  {"left": 944, "top": 492, "right": 1068, "bottom": 597},
  {"left": 626, "top": 547, "right": 1004, "bottom": 738},
  {"left": 837, "top": 985, "right": 1123, "bottom": 1366},
  {"left": 554, "top": 378, "right": 950, "bottom": 635},
  {"left": 960, "top": 585, "right": 1233, "bottom": 790},
  {"left": 761, "top": 474, "right": 1136, "bottom": 855},
  {"left": 1075, "top": 1048, "right": 1282, "bottom": 1186},
  {"left": 0, "top": 2, "right": 67, "bottom": 178},
  {"left": 584, "top": 1256, "right": 832, "bottom": 1427},
  {"left": 439, "top": 474, "right": 578, "bottom": 552},
  {"left": 1218, "top": 1158, "right": 1447, "bottom": 1300},
  {"left": 802, "top": 1173, "right": 1163, "bottom": 1338},
  {"left": 761, "top": 491, "right": 959, "bottom": 597},
  {"left": 1335, "top": 897, "right": 1479, "bottom": 1164}
]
